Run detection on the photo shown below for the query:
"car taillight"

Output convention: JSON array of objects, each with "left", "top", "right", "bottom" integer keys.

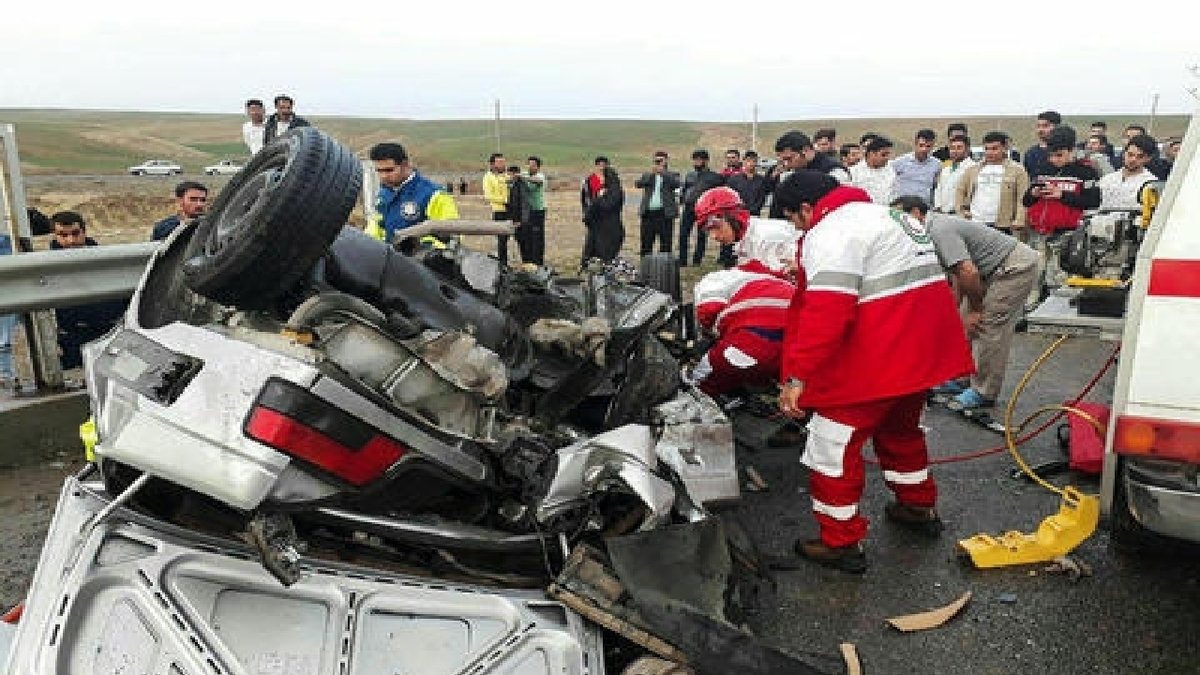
[
  {"left": 1112, "top": 414, "right": 1200, "bottom": 464},
  {"left": 245, "top": 379, "right": 406, "bottom": 486}
]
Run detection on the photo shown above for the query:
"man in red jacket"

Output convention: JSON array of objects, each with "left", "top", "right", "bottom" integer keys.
[
  {"left": 1022, "top": 125, "right": 1100, "bottom": 307},
  {"left": 774, "top": 171, "right": 975, "bottom": 573}
]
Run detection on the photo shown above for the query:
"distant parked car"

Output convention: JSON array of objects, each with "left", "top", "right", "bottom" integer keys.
[
  {"left": 756, "top": 156, "right": 778, "bottom": 170},
  {"left": 204, "top": 159, "right": 243, "bottom": 176},
  {"left": 128, "top": 159, "right": 182, "bottom": 176}
]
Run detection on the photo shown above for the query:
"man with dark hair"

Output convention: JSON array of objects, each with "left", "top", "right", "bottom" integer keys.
[
  {"left": 726, "top": 151, "right": 768, "bottom": 217},
  {"left": 766, "top": 131, "right": 850, "bottom": 218},
  {"left": 242, "top": 98, "right": 266, "bottom": 155},
  {"left": 365, "top": 142, "right": 459, "bottom": 246},
  {"left": 522, "top": 156, "right": 548, "bottom": 265},
  {"left": 891, "top": 195, "right": 1038, "bottom": 417},
  {"left": 1021, "top": 125, "right": 1101, "bottom": 318},
  {"left": 813, "top": 128, "right": 838, "bottom": 158},
  {"left": 678, "top": 149, "right": 725, "bottom": 266},
  {"left": 839, "top": 143, "right": 863, "bottom": 168},
  {"left": 635, "top": 150, "right": 682, "bottom": 256},
  {"left": 485, "top": 152, "right": 513, "bottom": 262},
  {"left": 262, "top": 94, "right": 311, "bottom": 145},
  {"left": 1023, "top": 110, "right": 1062, "bottom": 177},
  {"left": 1097, "top": 134, "right": 1159, "bottom": 210},
  {"left": 848, "top": 136, "right": 896, "bottom": 204},
  {"left": 933, "top": 122, "right": 969, "bottom": 162},
  {"left": 151, "top": 181, "right": 208, "bottom": 241},
  {"left": 891, "top": 128, "right": 941, "bottom": 202},
  {"left": 49, "top": 212, "right": 127, "bottom": 370},
  {"left": 721, "top": 148, "right": 742, "bottom": 177},
  {"left": 773, "top": 171, "right": 973, "bottom": 573},
  {"left": 956, "top": 131, "right": 1029, "bottom": 235}
]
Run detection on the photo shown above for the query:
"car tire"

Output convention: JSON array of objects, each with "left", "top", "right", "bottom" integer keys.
[
  {"left": 639, "top": 252, "right": 681, "bottom": 301},
  {"left": 182, "top": 127, "right": 362, "bottom": 309}
]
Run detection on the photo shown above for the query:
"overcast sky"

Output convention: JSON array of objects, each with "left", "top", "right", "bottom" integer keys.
[{"left": 3, "top": 0, "right": 1197, "bottom": 123}]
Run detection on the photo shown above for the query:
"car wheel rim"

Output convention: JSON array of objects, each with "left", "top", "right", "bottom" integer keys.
[{"left": 205, "top": 164, "right": 285, "bottom": 256}]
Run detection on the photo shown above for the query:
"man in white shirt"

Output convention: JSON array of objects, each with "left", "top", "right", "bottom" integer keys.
[
  {"left": 1097, "top": 134, "right": 1159, "bottom": 211},
  {"left": 849, "top": 136, "right": 896, "bottom": 205},
  {"left": 242, "top": 98, "right": 266, "bottom": 155},
  {"left": 932, "top": 136, "right": 976, "bottom": 213}
]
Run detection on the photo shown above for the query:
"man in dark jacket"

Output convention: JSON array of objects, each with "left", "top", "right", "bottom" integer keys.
[
  {"left": 262, "top": 94, "right": 312, "bottom": 146},
  {"left": 765, "top": 131, "right": 849, "bottom": 219},
  {"left": 49, "top": 212, "right": 127, "bottom": 369},
  {"left": 678, "top": 150, "right": 725, "bottom": 267},
  {"left": 634, "top": 151, "right": 682, "bottom": 255}
]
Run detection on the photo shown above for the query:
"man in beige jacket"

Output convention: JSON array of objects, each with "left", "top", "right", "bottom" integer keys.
[{"left": 955, "top": 131, "right": 1029, "bottom": 237}]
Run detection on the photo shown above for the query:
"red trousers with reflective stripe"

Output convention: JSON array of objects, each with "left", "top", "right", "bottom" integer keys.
[
  {"left": 805, "top": 390, "right": 936, "bottom": 547},
  {"left": 695, "top": 329, "right": 782, "bottom": 397}
]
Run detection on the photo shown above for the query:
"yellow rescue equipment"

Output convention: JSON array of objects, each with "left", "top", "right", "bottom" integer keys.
[{"left": 957, "top": 335, "right": 1103, "bottom": 568}]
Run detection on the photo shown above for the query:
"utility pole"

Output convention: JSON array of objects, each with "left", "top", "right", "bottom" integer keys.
[
  {"left": 1149, "top": 93, "right": 1160, "bottom": 136},
  {"left": 494, "top": 99, "right": 501, "bottom": 152},
  {"left": 751, "top": 104, "right": 759, "bottom": 153}
]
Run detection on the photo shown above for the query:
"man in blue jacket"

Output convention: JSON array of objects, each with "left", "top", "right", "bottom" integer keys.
[{"left": 366, "top": 142, "right": 459, "bottom": 247}]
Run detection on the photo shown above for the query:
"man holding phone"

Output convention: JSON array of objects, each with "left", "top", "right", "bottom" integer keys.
[{"left": 634, "top": 151, "right": 682, "bottom": 255}]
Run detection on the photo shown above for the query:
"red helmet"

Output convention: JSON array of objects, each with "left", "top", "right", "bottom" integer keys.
[{"left": 695, "top": 186, "right": 749, "bottom": 236}]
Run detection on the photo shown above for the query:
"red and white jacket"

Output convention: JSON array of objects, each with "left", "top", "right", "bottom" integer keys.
[
  {"left": 694, "top": 268, "right": 795, "bottom": 337},
  {"left": 781, "top": 186, "right": 974, "bottom": 407},
  {"left": 734, "top": 217, "right": 801, "bottom": 276}
]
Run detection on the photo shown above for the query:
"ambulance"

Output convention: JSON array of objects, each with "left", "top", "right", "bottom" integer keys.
[{"left": 1101, "top": 110, "right": 1200, "bottom": 549}]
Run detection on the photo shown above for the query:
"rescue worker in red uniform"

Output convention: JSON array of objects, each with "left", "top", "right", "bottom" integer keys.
[
  {"left": 774, "top": 171, "right": 975, "bottom": 573},
  {"left": 688, "top": 267, "right": 795, "bottom": 397},
  {"left": 693, "top": 186, "right": 800, "bottom": 277}
]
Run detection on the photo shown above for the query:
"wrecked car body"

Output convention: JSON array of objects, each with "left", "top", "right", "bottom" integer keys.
[{"left": 3, "top": 129, "right": 847, "bottom": 675}]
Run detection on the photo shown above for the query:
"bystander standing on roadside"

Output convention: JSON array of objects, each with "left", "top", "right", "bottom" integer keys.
[
  {"left": 678, "top": 150, "right": 725, "bottom": 266},
  {"left": 932, "top": 122, "right": 968, "bottom": 162},
  {"left": 1097, "top": 134, "right": 1159, "bottom": 211},
  {"left": 956, "top": 131, "right": 1029, "bottom": 236},
  {"left": 151, "top": 181, "right": 208, "bottom": 241},
  {"left": 49, "top": 212, "right": 128, "bottom": 371},
  {"left": 839, "top": 143, "right": 863, "bottom": 169},
  {"left": 813, "top": 128, "right": 838, "bottom": 159},
  {"left": 932, "top": 135, "right": 976, "bottom": 213},
  {"left": 242, "top": 99, "right": 266, "bottom": 155},
  {"left": 891, "top": 128, "right": 941, "bottom": 202},
  {"left": 505, "top": 166, "right": 531, "bottom": 263},
  {"left": 1023, "top": 110, "right": 1061, "bottom": 178},
  {"left": 635, "top": 151, "right": 681, "bottom": 256},
  {"left": 522, "top": 156, "right": 548, "bottom": 265},
  {"left": 262, "top": 95, "right": 311, "bottom": 145},
  {"left": 581, "top": 165, "right": 625, "bottom": 266},
  {"left": 848, "top": 136, "right": 896, "bottom": 205},
  {"left": 484, "top": 153, "right": 511, "bottom": 263}
]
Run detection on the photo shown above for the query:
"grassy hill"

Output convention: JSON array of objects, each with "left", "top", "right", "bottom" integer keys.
[{"left": 1, "top": 108, "right": 1191, "bottom": 177}]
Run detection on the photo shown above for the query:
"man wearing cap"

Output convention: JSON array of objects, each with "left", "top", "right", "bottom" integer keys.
[
  {"left": 773, "top": 170, "right": 974, "bottom": 574},
  {"left": 366, "top": 142, "right": 460, "bottom": 248}
]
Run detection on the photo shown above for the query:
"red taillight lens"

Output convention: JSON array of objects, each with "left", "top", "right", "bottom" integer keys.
[
  {"left": 245, "top": 379, "right": 406, "bottom": 486},
  {"left": 1112, "top": 415, "right": 1200, "bottom": 464}
]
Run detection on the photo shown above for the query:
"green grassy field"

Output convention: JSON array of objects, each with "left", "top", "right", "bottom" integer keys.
[{"left": 2, "top": 108, "right": 1190, "bottom": 176}]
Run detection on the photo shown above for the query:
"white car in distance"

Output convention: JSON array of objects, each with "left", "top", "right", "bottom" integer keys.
[
  {"left": 204, "top": 159, "right": 243, "bottom": 176},
  {"left": 128, "top": 159, "right": 183, "bottom": 176}
]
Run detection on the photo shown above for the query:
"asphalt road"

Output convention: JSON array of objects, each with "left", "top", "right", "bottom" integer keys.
[
  {"left": 728, "top": 332, "right": 1200, "bottom": 675},
  {"left": 3, "top": 332, "right": 1198, "bottom": 675}
]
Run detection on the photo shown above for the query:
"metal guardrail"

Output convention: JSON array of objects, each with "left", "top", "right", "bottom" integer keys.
[{"left": 0, "top": 242, "right": 156, "bottom": 314}]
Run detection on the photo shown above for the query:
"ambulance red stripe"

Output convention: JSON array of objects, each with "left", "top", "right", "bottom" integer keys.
[{"left": 1147, "top": 259, "right": 1200, "bottom": 298}]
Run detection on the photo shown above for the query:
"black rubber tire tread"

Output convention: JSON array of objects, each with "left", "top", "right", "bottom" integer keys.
[
  {"left": 639, "top": 252, "right": 681, "bottom": 301},
  {"left": 182, "top": 128, "right": 362, "bottom": 309}
]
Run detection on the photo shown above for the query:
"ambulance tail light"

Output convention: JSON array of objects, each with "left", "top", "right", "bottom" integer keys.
[
  {"left": 1112, "top": 415, "right": 1200, "bottom": 464},
  {"left": 244, "top": 378, "right": 406, "bottom": 486}
]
